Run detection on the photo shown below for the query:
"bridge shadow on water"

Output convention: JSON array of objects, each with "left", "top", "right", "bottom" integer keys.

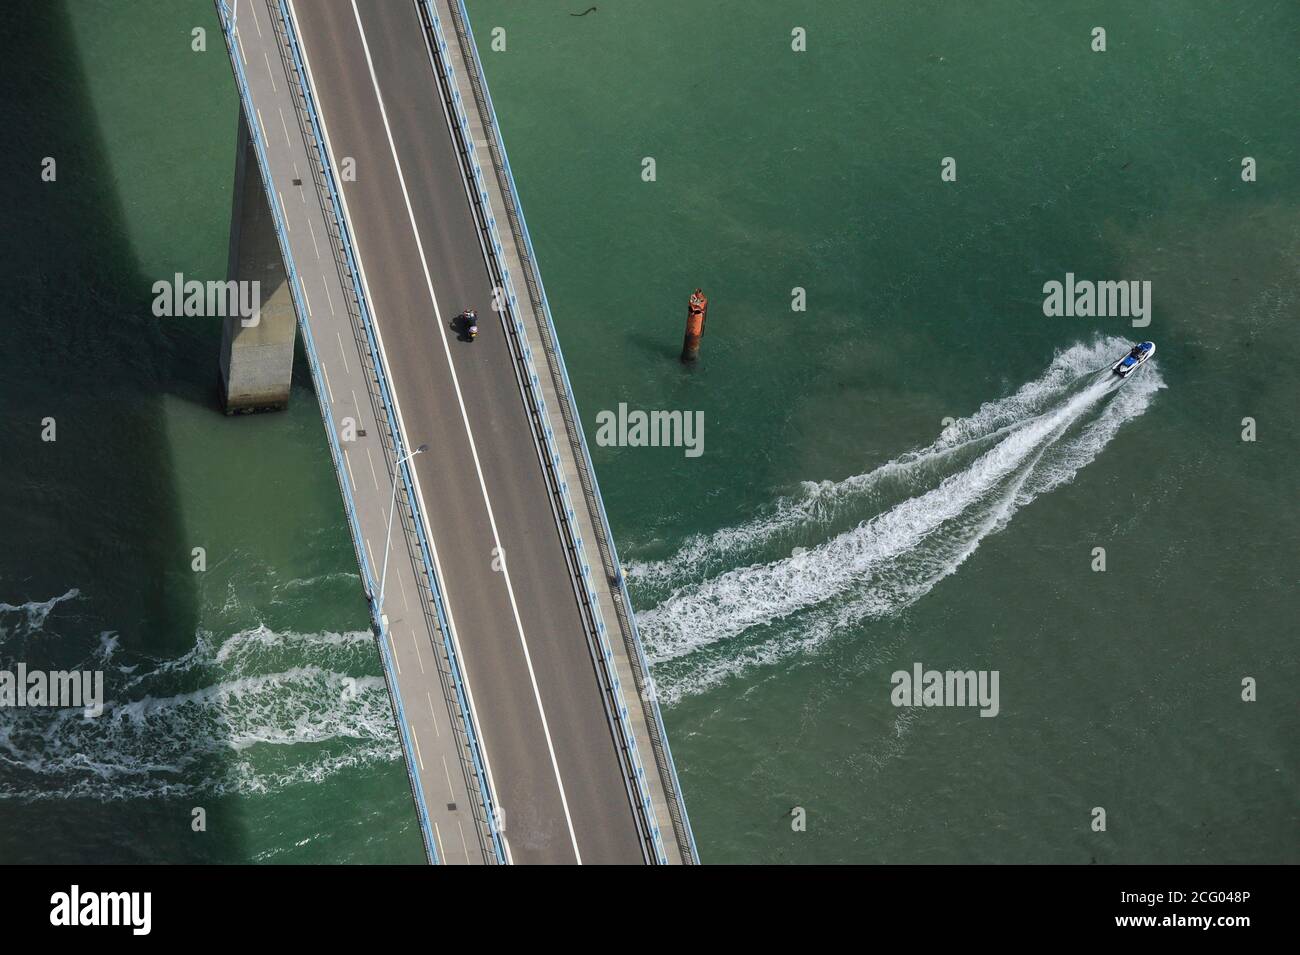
[{"left": 0, "top": 0, "right": 249, "bottom": 862}]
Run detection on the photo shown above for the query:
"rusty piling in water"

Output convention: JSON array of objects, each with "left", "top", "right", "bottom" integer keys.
[{"left": 681, "top": 288, "right": 708, "bottom": 363}]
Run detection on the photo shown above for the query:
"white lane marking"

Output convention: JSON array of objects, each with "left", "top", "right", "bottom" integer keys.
[
  {"left": 343, "top": 450, "right": 359, "bottom": 501},
  {"left": 433, "top": 822, "right": 446, "bottom": 864},
  {"left": 441, "top": 755, "right": 456, "bottom": 801},
  {"left": 457, "top": 821, "right": 469, "bottom": 863},
  {"left": 389, "top": 630, "right": 402, "bottom": 675},
  {"left": 254, "top": 106, "right": 266, "bottom": 141},
  {"left": 410, "top": 628, "right": 425, "bottom": 673},
  {"left": 249, "top": 0, "right": 263, "bottom": 36},
  {"left": 299, "top": 276, "right": 312, "bottom": 317},
  {"left": 427, "top": 692, "right": 440, "bottom": 737},
  {"left": 322, "top": 276, "right": 336, "bottom": 314},
  {"left": 347, "top": 0, "right": 582, "bottom": 864},
  {"left": 263, "top": 51, "right": 277, "bottom": 93},
  {"left": 278, "top": 106, "right": 291, "bottom": 147},
  {"left": 307, "top": 217, "right": 320, "bottom": 258},
  {"left": 277, "top": 190, "right": 291, "bottom": 231},
  {"left": 410, "top": 724, "right": 425, "bottom": 772},
  {"left": 319, "top": 359, "right": 335, "bottom": 403},
  {"left": 290, "top": 0, "right": 511, "bottom": 866},
  {"left": 233, "top": 17, "right": 249, "bottom": 67},
  {"left": 397, "top": 569, "right": 410, "bottom": 611},
  {"left": 293, "top": 161, "right": 306, "bottom": 202},
  {"left": 364, "top": 446, "right": 381, "bottom": 491},
  {"left": 336, "top": 331, "right": 350, "bottom": 373}
]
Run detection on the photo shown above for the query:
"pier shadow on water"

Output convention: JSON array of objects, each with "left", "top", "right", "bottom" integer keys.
[{"left": 0, "top": 0, "right": 245, "bottom": 862}]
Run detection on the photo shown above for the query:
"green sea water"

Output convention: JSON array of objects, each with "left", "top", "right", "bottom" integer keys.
[{"left": 1, "top": 0, "right": 1295, "bottom": 863}]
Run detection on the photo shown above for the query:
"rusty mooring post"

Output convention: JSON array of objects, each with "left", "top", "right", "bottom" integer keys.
[{"left": 681, "top": 288, "right": 708, "bottom": 363}]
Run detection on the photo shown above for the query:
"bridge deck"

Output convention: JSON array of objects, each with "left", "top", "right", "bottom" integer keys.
[
  {"left": 219, "top": 0, "right": 495, "bottom": 864},
  {"left": 221, "top": 0, "right": 691, "bottom": 863}
]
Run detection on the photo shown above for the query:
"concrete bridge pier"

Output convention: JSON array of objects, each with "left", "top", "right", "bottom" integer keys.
[{"left": 219, "top": 107, "right": 296, "bottom": 414}]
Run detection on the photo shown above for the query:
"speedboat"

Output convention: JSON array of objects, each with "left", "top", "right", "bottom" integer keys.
[{"left": 1112, "top": 341, "right": 1155, "bottom": 378}]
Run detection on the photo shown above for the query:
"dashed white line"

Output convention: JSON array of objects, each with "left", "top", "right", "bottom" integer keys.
[
  {"left": 343, "top": 450, "right": 359, "bottom": 499},
  {"left": 427, "top": 692, "right": 440, "bottom": 737},
  {"left": 433, "top": 822, "right": 447, "bottom": 863},
  {"left": 278, "top": 106, "right": 292, "bottom": 147},
  {"left": 307, "top": 217, "right": 321, "bottom": 259},
  {"left": 319, "top": 359, "right": 335, "bottom": 404},
  {"left": 336, "top": 331, "right": 351, "bottom": 373},
  {"left": 299, "top": 276, "right": 312, "bottom": 317},
  {"left": 364, "top": 446, "right": 381, "bottom": 491},
  {"left": 441, "top": 755, "right": 456, "bottom": 801},
  {"left": 410, "top": 629, "right": 425, "bottom": 673},
  {"left": 410, "top": 724, "right": 425, "bottom": 772},
  {"left": 321, "top": 277, "right": 336, "bottom": 314},
  {"left": 397, "top": 568, "right": 409, "bottom": 611},
  {"left": 263, "top": 51, "right": 277, "bottom": 93},
  {"left": 389, "top": 630, "right": 402, "bottom": 675},
  {"left": 277, "top": 190, "right": 291, "bottom": 231}
]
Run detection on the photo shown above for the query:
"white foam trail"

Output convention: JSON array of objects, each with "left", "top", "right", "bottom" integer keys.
[
  {"left": 0, "top": 588, "right": 81, "bottom": 636},
  {"left": 642, "top": 380, "right": 1115, "bottom": 662},
  {"left": 643, "top": 339, "right": 1164, "bottom": 703},
  {"left": 280, "top": 571, "right": 361, "bottom": 591},
  {"left": 0, "top": 667, "right": 398, "bottom": 800},
  {"left": 629, "top": 339, "right": 1121, "bottom": 591},
  {"left": 0, "top": 623, "right": 398, "bottom": 801},
  {"left": 120, "top": 624, "right": 374, "bottom": 690}
]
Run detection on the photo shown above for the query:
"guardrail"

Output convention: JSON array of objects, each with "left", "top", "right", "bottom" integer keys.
[
  {"left": 422, "top": 0, "right": 699, "bottom": 863},
  {"left": 216, "top": 0, "right": 505, "bottom": 865}
]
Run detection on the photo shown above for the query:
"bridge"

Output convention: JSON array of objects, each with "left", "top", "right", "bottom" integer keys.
[{"left": 214, "top": 0, "right": 696, "bottom": 864}]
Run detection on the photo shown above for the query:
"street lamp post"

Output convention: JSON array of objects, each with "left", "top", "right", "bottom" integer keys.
[{"left": 377, "top": 442, "right": 428, "bottom": 630}]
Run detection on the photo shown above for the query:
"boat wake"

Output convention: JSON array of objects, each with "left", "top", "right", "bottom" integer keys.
[
  {"left": 0, "top": 618, "right": 398, "bottom": 801},
  {"left": 632, "top": 337, "right": 1163, "bottom": 704}
]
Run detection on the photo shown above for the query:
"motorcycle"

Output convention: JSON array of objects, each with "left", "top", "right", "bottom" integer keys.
[{"left": 463, "top": 309, "right": 478, "bottom": 341}]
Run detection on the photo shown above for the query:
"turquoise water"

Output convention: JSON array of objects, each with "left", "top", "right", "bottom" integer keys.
[{"left": 0, "top": 0, "right": 1294, "bottom": 863}]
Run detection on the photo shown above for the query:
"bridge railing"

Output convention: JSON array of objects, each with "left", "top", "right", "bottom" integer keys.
[
  {"left": 216, "top": 0, "right": 505, "bottom": 865},
  {"left": 420, "top": 0, "right": 699, "bottom": 864}
]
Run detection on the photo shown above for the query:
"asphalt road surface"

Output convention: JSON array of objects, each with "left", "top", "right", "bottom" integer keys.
[{"left": 289, "top": 0, "right": 645, "bottom": 864}]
